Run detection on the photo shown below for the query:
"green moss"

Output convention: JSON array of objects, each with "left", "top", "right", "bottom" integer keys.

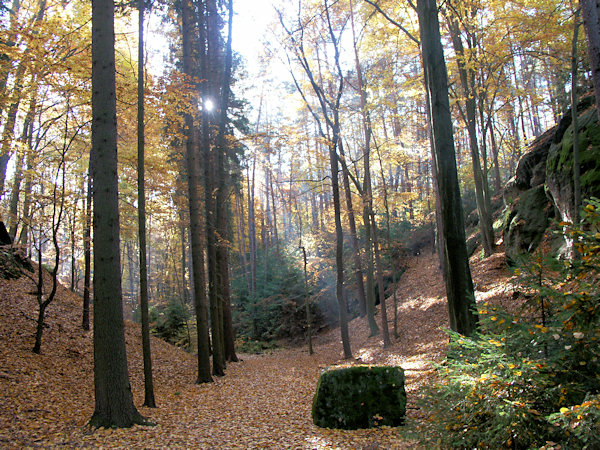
[
  {"left": 547, "top": 107, "right": 600, "bottom": 198},
  {"left": 312, "top": 365, "right": 406, "bottom": 430}
]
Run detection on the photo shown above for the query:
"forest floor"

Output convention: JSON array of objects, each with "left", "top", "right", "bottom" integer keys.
[{"left": 0, "top": 245, "right": 514, "bottom": 449}]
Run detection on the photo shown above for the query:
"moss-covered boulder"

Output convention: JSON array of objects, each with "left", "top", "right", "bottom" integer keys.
[
  {"left": 503, "top": 185, "right": 554, "bottom": 264},
  {"left": 546, "top": 101, "right": 600, "bottom": 225},
  {"left": 501, "top": 92, "right": 600, "bottom": 261},
  {"left": 0, "top": 247, "right": 33, "bottom": 279},
  {"left": 312, "top": 365, "right": 406, "bottom": 430}
]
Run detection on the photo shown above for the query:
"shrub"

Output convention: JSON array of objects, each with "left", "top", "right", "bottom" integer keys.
[
  {"left": 419, "top": 198, "right": 600, "bottom": 448},
  {"left": 234, "top": 337, "right": 278, "bottom": 354},
  {"left": 231, "top": 249, "right": 324, "bottom": 342},
  {"left": 145, "top": 300, "right": 190, "bottom": 347}
]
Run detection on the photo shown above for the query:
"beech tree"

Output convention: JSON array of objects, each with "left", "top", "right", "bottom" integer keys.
[{"left": 278, "top": 0, "right": 352, "bottom": 359}]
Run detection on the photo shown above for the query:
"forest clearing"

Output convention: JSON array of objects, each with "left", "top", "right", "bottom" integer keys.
[{"left": 0, "top": 244, "right": 511, "bottom": 448}]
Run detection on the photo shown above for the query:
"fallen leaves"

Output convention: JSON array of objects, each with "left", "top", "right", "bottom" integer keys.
[{"left": 0, "top": 246, "right": 511, "bottom": 448}]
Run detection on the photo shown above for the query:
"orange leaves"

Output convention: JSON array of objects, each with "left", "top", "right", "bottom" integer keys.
[{"left": 0, "top": 237, "right": 517, "bottom": 448}]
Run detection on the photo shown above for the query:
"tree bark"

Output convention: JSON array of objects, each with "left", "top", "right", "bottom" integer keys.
[
  {"left": 137, "top": 0, "right": 156, "bottom": 407},
  {"left": 201, "top": 0, "right": 226, "bottom": 377},
  {"left": 417, "top": 0, "right": 479, "bottom": 336},
  {"left": 89, "top": 0, "right": 146, "bottom": 427},
  {"left": 572, "top": 7, "right": 582, "bottom": 229},
  {"left": 580, "top": 0, "right": 600, "bottom": 115},
  {"left": 82, "top": 173, "right": 92, "bottom": 330},
  {"left": 215, "top": 0, "right": 238, "bottom": 363},
  {"left": 180, "top": 0, "right": 213, "bottom": 384}
]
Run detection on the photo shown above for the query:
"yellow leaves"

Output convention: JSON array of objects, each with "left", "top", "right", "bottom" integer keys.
[{"left": 488, "top": 339, "right": 502, "bottom": 347}]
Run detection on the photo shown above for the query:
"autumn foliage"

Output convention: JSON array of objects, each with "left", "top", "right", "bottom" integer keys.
[{"left": 420, "top": 198, "right": 600, "bottom": 448}]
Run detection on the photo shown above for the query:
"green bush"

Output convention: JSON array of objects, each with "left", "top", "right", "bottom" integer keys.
[
  {"left": 234, "top": 337, "right": 279, "bottom": 354},
  {"left": 420, "top": 198, "right": 600, "bottom": 448},
  {"left": 143, "top": 300, "right": 190, "bottom": 348},
  {"left": 231, "top": 249, "right": 323, "bottom": 342},
  {"left": 312, "top": 365, "right": 406, "bottom": 430}
]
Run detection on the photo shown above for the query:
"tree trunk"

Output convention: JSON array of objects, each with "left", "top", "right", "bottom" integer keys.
[
  {"left": 339, "top": 140, "right": 367, "bottom": 318},
  {"left": 417, "top": 0, "right": 479, "bottom": 336},
  {"left": 82, "top": 174, "right": 92, "bottom": 331},
  {"left": 89, "top": 0, "right": 146, "bottom": 427},
  {"left": 581, "top": 0, "right": 600, "bottom": 115},
  {"left": 371, "top": 211, "right": 391, "bottom": 347},
  {"left": 137, "top": 0, "right": 156, "bottom": 408},
  {"left": 215, "top": 0, "right": 238, "bottom": 364},
  {"left": 300, "top": 245, "right": 313, "bottom": 355},
  {"left": 329, "top": 139, "right": 352, "bottom": 359},
  {"left": 200, "top": 0, "right": 225, "bottom": 377},
  {"left": 7, "top": 92, "right": 36, "bottom": 240},
  {"left": 363, "top": 173, "right": 379, "bottom": 336},
  {"left": 180, "top": 0, "right": 212, "bottom": 384},
  {"left": 572, "top": 7, "right": 582, "bottom": 232}
]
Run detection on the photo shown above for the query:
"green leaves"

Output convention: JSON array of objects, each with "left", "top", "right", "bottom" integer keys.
[{"left": 420, "top": 198, "right": 600, "bottom": 448}]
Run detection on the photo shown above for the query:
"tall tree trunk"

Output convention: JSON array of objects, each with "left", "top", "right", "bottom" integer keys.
[
  {"left": 179, "top": 209, "right": 190, "bottom": 304},
  {"left": 235, "top": 190, "right": 250, "bottom": 292},
  {"left": 202, "top": 0, "right": 225, "bottom": 376},
  {"left": 137, "top": 0, "right": 156, "bottom": 408},
  {"left": 581, "top": 0, "right": 600, "bottom": 115},
  {"left": 215, "top": 0, "right": 238, "bottom": 363},
  {"left": 300, "top": 244, "right": 313, "bottom": 355},
  {"left": 363, "top": 165, "right": 379, "bottom": 336},
  {"left": 70, "top": 198, "right": 78, "bottom": 291},
  {"left": 7, "top": 91, "right": 36, "bottom": 240},
  {"left": 371, "top": 211, "right": 391, "bottom": 347},
  {"left": 572, "top": 7, "right": 582, "bottom": 232},
  {"left": 329, "top": 138, "right": 352, "bottom": 359},
  {"left": 89, "top": 0, "right": 147, "bottom": 427},
  {"left": 180, "top": 0, "right": 212, "bottom": 384},
  {"left": 417, "top": 0, "right": 479, "bottom": 336}
]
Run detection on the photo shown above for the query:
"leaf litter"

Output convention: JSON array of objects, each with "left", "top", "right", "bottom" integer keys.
[{"left": 0, "top": 247, "right": 512, "bottom": 448}]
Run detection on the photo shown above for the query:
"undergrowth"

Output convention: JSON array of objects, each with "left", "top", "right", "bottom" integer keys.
[{"left": 420, "top": 198, "right": 600, "bottom": 449}]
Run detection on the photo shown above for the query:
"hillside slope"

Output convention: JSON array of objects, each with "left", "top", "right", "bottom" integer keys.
[{"left": 0, "top": 247, "right": 512, "bottom": 448}]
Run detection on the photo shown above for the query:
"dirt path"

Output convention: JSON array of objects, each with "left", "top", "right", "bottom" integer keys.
[{"left": 0, "top": 249, "right": 511, "bottom": 448}]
